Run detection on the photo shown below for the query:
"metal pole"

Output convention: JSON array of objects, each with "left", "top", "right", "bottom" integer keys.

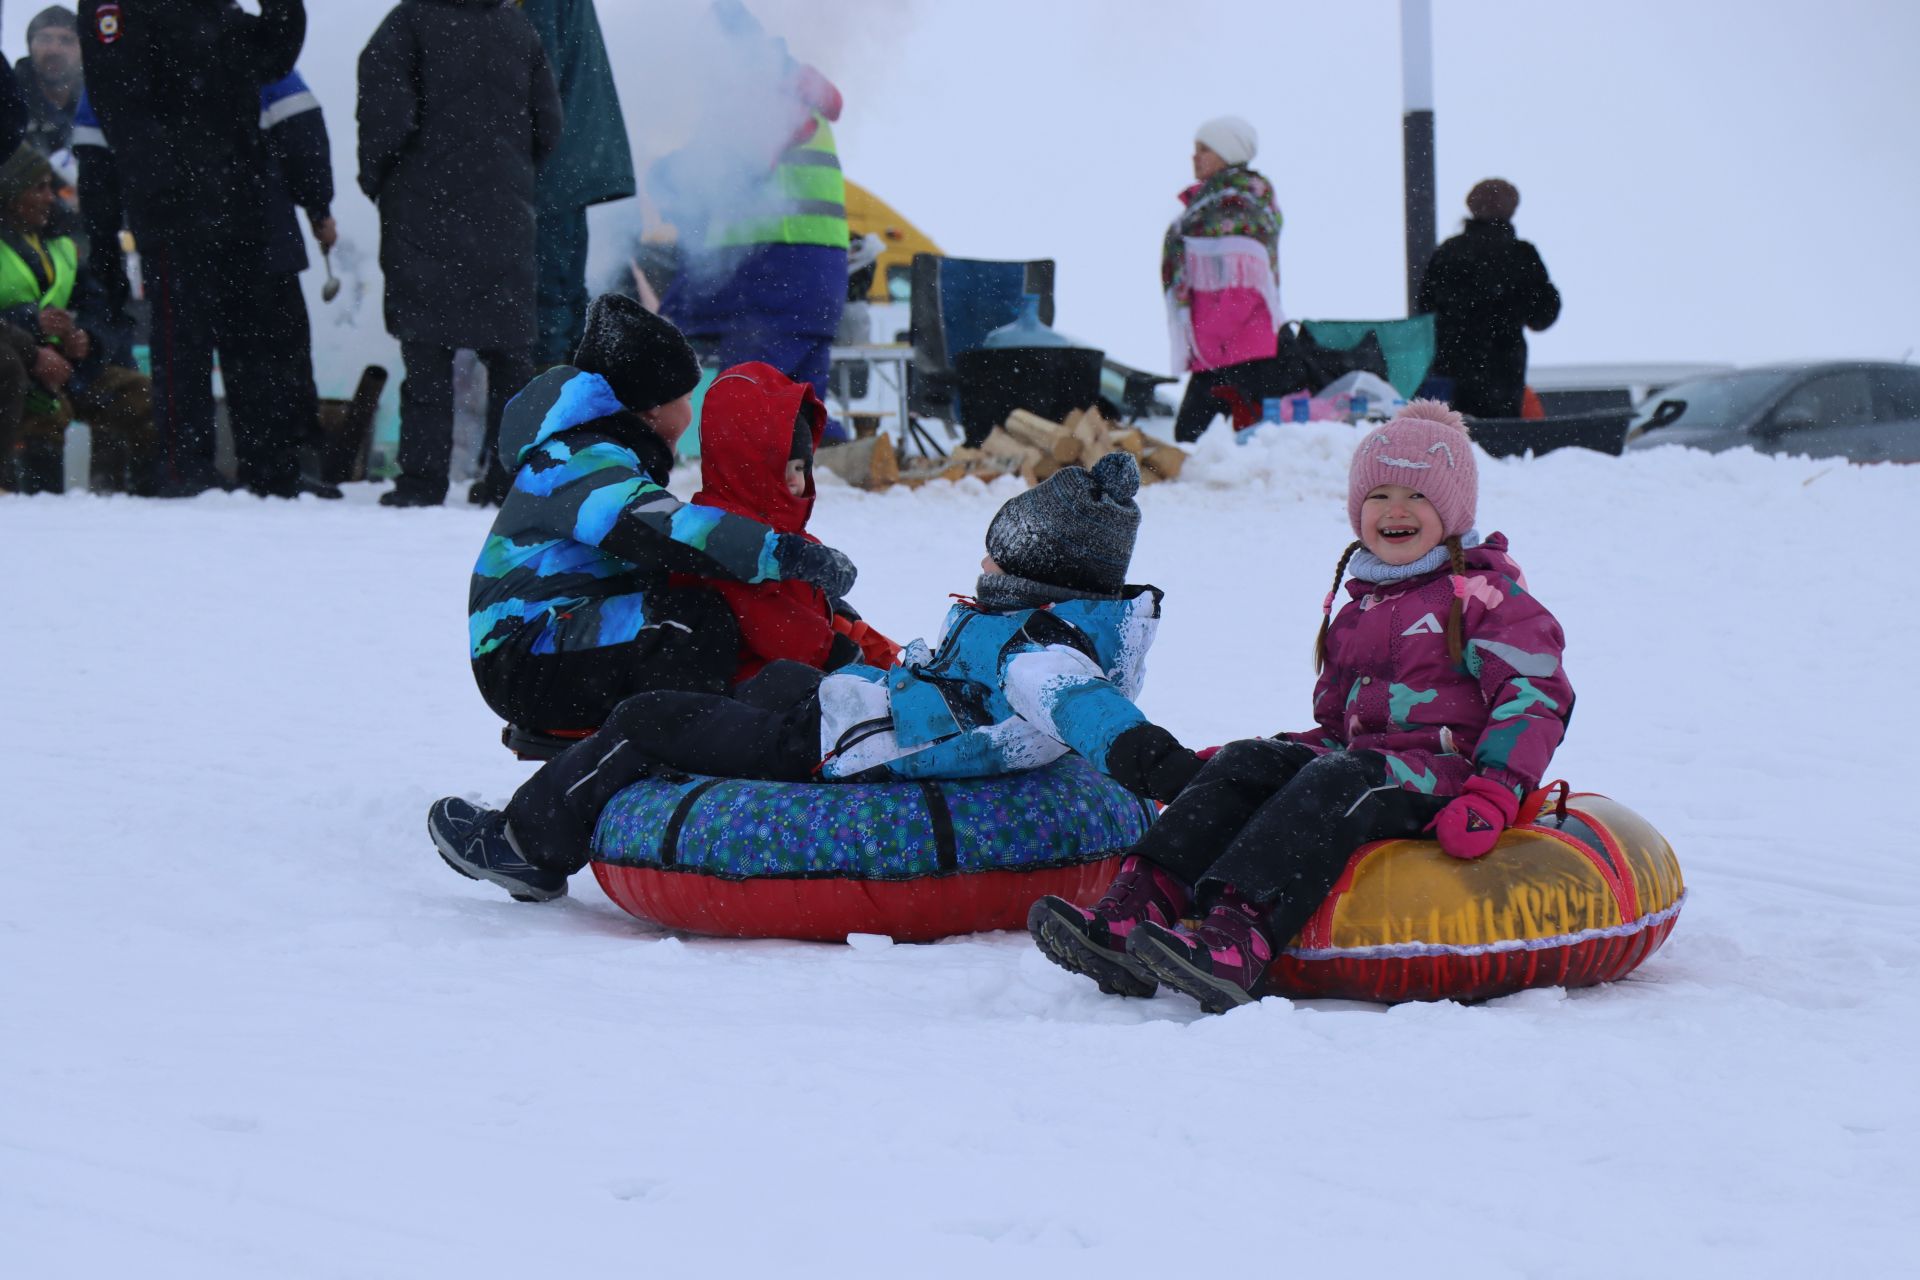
[{"left": 1401, "top": 0, "right": 1436, "bottom": 315}]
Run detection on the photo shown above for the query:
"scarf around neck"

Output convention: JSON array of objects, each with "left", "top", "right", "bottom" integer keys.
[
  {"left": 1346, "top": 530, "right": 1482, "bottom": 586},
  {"left": 973, "top": 572, "right": 1120, "bottom": 612}
]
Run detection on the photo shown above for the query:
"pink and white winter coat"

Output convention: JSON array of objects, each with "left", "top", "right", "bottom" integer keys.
[
  {"left": 1161, "top": 165, "right": 1283, "bottom": 373},
  {"left": 1281, "top": 533, "right": 1572, "bottom": 799}
]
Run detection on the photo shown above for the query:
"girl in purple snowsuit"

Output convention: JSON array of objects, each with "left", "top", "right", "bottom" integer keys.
[{"left": 1030, "top": 400, "right": 1574, "bottom": 1013}]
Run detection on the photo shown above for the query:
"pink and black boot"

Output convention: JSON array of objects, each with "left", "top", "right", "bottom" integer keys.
[
  {"left": 1028, "top": 855, "right": 1192, "bottom": 997},
  {"left": 1126, "top": 887, "right": 1275, "bottom": 1014}
]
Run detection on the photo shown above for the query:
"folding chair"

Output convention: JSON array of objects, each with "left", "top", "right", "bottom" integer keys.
[
  {"left": 906, "top": 254, "right": 1056, "bottom": 452},
  {"left": 1300, "top": 316, "right": 1437, "bottom": 399}
]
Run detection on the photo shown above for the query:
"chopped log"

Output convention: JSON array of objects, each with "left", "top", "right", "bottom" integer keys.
[
  {"left": 980, "top": 427, "right": 1045, "bottom": 469},
  {"left": 815, "top": 433, "right": 899, "bottom": 491},
  {"left": 1142, "top": 445, "right": 1185, "bottom": 481},
  {"left": 1004, "top": 409, "right": 1082, "bottom": 462}
]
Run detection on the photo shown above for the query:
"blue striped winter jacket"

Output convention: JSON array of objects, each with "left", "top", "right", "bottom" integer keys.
[
  {"left": 816, "top": 587, "right": 1163, "bottom": 781},
  {"left": 468, "top": 367, "right": 787, "bottom": 662}
]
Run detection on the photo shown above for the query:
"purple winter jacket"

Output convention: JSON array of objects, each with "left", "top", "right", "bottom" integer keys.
[{"left": 1281, "top": 533, "right": 1572, "bottom": 799}]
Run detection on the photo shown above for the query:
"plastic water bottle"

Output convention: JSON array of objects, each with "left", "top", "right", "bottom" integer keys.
[
  {"left": 1262, "top": 398, "right": 1283, "bottom": 423},
  {"left": 981, "top": 293, "right": 1072, "bottom": 349},
  {"left": 1290, "top": 393, "right": 1311, "bottom": 422},
  {"left": 1351, "top": 393, "right": 1369, "bottom": 420}
]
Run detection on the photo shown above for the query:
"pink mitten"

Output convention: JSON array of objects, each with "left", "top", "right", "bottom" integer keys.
[{"left": 1428, "top": 776, "right": 1521, "bottom": 860}]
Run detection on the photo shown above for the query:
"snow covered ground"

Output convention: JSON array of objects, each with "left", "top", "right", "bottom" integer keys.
[{"left": 4, "top": 427, "right": 1914, "bottom": 1277}]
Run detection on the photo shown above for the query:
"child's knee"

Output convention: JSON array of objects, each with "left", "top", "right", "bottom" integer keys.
[{"left": 1209, "top": 737, "right": 1315, "bottom": 785}]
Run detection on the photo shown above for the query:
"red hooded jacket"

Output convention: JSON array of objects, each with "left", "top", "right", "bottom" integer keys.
[{"left": 677, "top": 363, "right": 838, "bottom": 682}]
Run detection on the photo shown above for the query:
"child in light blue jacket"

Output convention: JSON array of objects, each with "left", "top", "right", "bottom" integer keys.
[{"left": 429, "top": 453, "right": 1204, "bottom": 901}]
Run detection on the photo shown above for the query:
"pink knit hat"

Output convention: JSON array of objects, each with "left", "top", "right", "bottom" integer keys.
[{"left": 1347, "top": 400, "right": 1477, "bottom": 538}]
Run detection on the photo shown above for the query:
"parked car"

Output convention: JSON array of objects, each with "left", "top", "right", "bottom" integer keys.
[
  {"left": 1623, "top": 361, "right": 1920, "bottom": 463},
  {"left": 1529, "top": 362, "right": 1733, "bottom": 416}
]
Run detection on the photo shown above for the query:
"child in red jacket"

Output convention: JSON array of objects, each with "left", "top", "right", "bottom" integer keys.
[{"left": 681, "top": 363, "right": 896, "bottom": 683}]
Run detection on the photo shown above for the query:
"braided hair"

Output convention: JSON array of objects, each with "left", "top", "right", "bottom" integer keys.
[
  {"left": 1314, "top": 535, "right": 1469, "bottom": 671},
  {"left": 1314, "top": 541, "right": 1363, "bottom": 672}
]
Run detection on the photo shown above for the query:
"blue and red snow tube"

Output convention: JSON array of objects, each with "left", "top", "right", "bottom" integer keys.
[{"left": 589, "top": 756, "right": 1154, "bottom": 942}]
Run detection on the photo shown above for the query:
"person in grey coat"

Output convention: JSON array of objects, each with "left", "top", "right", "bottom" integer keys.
[{"left": 357, "top": 0, "right": 563, "bottom": 507}]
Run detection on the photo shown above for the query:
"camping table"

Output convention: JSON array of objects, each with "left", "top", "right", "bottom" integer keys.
[{"left": 828, "top": 341, "right": 914, "bottom": 438}]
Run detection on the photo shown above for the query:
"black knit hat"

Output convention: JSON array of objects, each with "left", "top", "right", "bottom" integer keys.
[
  {"left": 572, "top": 293, "right": 702, "bottom": 412},
  {"left": 0, "top": 144, "right": 52, "bottom": 212},
  {"left": 985, "top": 452, "right": 1141, "bottom": 594},
  {"left": 28, "top": 6, "right": 78, "bottom": 42}
]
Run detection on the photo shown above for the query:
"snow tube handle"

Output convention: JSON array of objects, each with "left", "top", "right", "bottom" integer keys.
[{"left": 1516, "top": 779, "right": 1571, "bottom": 827}]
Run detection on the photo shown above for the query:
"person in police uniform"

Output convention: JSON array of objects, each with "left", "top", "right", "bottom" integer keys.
[{"left": 75, "top": 0, "right": 326, "bottom": 498}]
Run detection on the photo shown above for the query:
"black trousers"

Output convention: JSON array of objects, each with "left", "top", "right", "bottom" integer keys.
[
  {"left": 1135, "top": 739, "right": 1447, "bottom": 946},
  {"left": 395, "top": 342, "right": 535, "bottom": 498},
  {"left": 1173, "top": 358, "right": 1291, "bottom": 442},
  {"left": 473, "top": 584, "right": 742, "bottom": 733},
  {"left": 146, "top": 240, "right": 317, "bottom": 491},
  {"left": 506, "top": 660, "right": 826, "bottom": 874}
]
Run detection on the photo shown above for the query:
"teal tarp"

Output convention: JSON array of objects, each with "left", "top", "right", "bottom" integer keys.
[{"left": 1302, "top": 316, "right": 1436, "bottom": 398}]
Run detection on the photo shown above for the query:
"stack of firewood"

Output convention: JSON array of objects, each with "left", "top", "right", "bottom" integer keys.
[
  {"left": 814, "top": 409, "right": 1185, "bottom": 491},
  {"left": 978, "top": 408, "right": 1184, "bottom": 485}
]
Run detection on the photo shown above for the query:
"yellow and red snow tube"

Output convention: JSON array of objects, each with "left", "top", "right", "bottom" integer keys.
[{"left": 1266, "top": 790, "right": 1684, "bottom": 1004}]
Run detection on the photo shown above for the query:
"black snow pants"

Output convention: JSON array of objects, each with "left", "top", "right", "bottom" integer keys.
[
  {"left": 1133, "top": 738, "right": 1448, "bottom": 946},
  {"left": 472, "top": 585, "right": 743, "bottom": 733},
  {"left": 506, "top": 660, "right": 827, "bottom": 874},
  {"left": 145, "top": 238, "right": 317, "bottom": 494}
]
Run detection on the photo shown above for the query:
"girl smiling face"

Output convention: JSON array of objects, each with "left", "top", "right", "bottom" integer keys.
[{"left": 1359, "top": 483, "right": 1445, "bottom": 565}]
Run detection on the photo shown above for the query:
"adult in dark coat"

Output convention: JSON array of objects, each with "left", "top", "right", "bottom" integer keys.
[
  {"left": 78, "top": 0, "right": 319, "bottom": 497},
  {"left": 0, "top": 56, "right": 27, "bottom": 159},
  {"left": 16, "top": 6, "right": 83, "bottom": 161},
  {"left": 76, "top": 69, "right": 337, "bottom": 499},
  {"left": 357, "top": 0, "right": 563, "bottom": 507},
  {"left": 520, "top": 0, "right": 634, "bottom": 368},
  {"left": 1415, "top": 178, "right": 1561, "bottom": 419}
]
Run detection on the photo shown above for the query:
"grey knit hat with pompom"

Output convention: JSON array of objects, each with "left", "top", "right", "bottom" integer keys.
[{"left": 984, "top": 451, "right": 1141, "bottom": 594}]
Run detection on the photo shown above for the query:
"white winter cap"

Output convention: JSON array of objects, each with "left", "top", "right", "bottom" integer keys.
[{"left": 1194, "top": 116, "right": 1257, "bottom": 167}]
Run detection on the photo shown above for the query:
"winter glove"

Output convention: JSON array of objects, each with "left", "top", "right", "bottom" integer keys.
[
  {"left": 1105, "top": 723, "right": 1205, "bottom": 807},
  {"left": 825, "top": 630, "right": 863, "bottom": 670},
  {"left": 773, "top": 535, "right": 857, "bottom": 600},
  {"left": 1427, "top": 776, "right": 1522, "bottom": 860}
]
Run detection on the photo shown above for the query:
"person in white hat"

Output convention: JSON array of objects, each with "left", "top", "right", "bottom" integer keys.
[{"left": 1162, "top": 114, "right": 1284, "bottom": 442}]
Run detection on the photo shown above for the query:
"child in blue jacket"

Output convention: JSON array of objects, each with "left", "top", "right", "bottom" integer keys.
[
  {"left": 430, "top": 452, "right": 1204, "bottom": 902},
  {"left": 466, "top": 294, "right": 858, "bottom": 735}
]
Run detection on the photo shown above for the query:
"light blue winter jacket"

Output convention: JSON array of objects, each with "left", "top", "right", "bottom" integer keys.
[{"left": 816, "top": 587, "right": 1162, "bottom": 781}]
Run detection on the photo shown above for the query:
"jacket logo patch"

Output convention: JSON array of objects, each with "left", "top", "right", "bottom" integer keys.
[
  {"left": 1401, "top": 612, "right": 1444, "bottom": 636},
  {"left": 95, "top": 3, "right": 123, "bottom": 43}
]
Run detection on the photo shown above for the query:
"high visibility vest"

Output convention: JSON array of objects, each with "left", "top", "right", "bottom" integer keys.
[
  {"left": 0, "top": 233, "right": 78, "bottom": 314},
  {"left": 710, "top": 114, "right": 850, "bottom": 251}
]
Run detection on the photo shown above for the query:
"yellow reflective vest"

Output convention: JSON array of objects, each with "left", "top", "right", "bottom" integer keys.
[
  {"left": 710, "top": 114, "right": 850, "bottom": 251},
  {"left": 0, "top": 232, "right": 78, "bottom": 314}
]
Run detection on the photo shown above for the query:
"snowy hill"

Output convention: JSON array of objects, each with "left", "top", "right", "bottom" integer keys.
[{"left": 4, "top": 428, "right": 1914, "bottom": 1276}]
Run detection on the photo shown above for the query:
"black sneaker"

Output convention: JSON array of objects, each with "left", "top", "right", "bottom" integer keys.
[{"left": 427, "top": 797, "right": 567, "bottom": 902}]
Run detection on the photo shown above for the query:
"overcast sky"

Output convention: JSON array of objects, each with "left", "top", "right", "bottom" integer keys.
[{"left": 9, "top": 0, "right": 1915, "bottom": 385}]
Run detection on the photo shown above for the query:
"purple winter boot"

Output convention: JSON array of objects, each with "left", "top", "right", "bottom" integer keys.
[
  {"left": 1028, "top": 855, "right": 1192, "bottom": 998},
  {"left": 1125, "top": 888, "right": 1275, "bottom": 1014}
]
